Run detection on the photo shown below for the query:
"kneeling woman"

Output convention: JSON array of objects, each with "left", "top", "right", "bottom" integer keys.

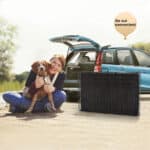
[{"left": 3, "top": 54, "right": 66, "bottom": 113}]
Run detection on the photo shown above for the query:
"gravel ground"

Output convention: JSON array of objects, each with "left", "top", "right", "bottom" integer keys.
[{"left": 0, "top": 96, "right": 150, "bottom": 150}]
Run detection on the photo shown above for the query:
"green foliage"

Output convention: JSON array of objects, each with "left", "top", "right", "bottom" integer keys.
[
  {"left": 15, "top": 71, "right": 29, "bottom": 83},
  {"left": 132, "top": 42, "right": 150, "bottom": 53},
  {"left": 0, "top": 81, "right": 24, "bottom": 93},
  {"left": 0, "top": 17, "right": 17, "bottom": 81}
]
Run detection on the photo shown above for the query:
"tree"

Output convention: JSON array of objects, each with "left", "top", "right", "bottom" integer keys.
[
  {"left": 132, "top": 42, "right": 150, "bottom": 53},
  {"left": 0, "top": 17, "right": 17, "bottom": 81},
  {"left": 15, "top": 71, "right": 29, "bottom": 83}
]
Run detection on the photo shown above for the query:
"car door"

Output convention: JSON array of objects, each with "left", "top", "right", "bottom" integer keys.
[
  {"left": 102, "top": 48, "right": 150, "bottom": 93},
  {"left": 132, "top": 49, "right": 150, "bottom": 92},
  {"left": 117, "top": 49, "right": 150, "bottom": 92},
  {"left": 102, "top": 48, "right": 125, "bottom": 73}
]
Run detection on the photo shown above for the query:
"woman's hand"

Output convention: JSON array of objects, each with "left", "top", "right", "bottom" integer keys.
[
  {"left": 35, "top": 76, "right": 44, "bottom": 88},
  {"left": 35, "top": 76, "right": 55, "bottom": 93},
  {"left": 44, "top": 84, "right": 55, "bottom": 93},
  {"left": 23, "top": 87, "right": 29, "bottom": 96}
]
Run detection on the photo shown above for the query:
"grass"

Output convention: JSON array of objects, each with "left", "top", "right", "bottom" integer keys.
[{"left": 0, "top": 81, "right": 25, "bottom": 93}]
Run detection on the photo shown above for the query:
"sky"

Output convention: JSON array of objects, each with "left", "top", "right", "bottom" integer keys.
[{"left": 0, "top": 0, "right": 150, "bottom": 74}]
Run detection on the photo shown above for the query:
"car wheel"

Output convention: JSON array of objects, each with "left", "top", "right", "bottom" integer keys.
[{"left": 66, "top": 91, "right": 79, "bottom": 102}]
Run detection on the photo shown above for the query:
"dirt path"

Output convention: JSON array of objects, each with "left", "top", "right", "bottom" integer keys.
[{"left": 0, "top": 101, "right": 150, "bottom": 150}]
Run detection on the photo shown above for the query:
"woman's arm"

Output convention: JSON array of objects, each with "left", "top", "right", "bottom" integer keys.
[
  {"left": 39, "top": 73, "right": 65, "bottom": 94},
  {"left": 25, "top": 70, "right": 45, "bottom": 88},
  {"left": 23, "top": 70, "right": 36, "bottom": 96},
  {"left": 25, "top": 70, "right": 36, "bottom": 87}
]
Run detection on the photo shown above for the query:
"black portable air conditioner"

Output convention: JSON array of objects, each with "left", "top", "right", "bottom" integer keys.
[{"left": 80, "top": 72, "right": 139, "bottom": 116}]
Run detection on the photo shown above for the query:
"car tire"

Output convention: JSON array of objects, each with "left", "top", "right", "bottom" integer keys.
[{"left": 66, "top": 91, "right": 79, "bottom": 102}]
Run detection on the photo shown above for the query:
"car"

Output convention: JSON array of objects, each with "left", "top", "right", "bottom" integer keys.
[{"left": 50, "top": 35, "right": 150, "bottom": 100}]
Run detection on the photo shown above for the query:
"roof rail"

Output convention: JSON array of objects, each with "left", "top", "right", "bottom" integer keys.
[{"left": 101, "top": 45, "right": 111, "bottom": 50}]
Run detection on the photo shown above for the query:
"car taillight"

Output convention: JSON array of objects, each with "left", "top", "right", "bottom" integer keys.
[{"left": 94, "top": 52, "right": 103, "bottom": 72}]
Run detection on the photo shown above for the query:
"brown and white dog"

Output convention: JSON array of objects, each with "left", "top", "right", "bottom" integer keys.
[{"left": 24, "top": 60, "right": 56, "bottom": 113}]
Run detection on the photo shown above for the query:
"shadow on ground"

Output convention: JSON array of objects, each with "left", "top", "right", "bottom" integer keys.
[{"left": 0, "top": 111, "right": 57, "bottom": 121}]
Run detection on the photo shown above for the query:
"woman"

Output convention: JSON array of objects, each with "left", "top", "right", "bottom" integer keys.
[{"left": 3, "top": 54, "right": 66, "bottom": 113}]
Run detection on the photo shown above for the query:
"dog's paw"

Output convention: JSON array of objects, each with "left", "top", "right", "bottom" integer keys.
[
  {"left": 51, "top": 106, "right": 57, "bottom": 112},
  {"left": 25, "top": 110, "right": 32, "bottom": 114}
]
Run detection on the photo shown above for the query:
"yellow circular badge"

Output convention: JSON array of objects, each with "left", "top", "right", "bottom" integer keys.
[{"left": 114, "top": 12, "right": 136, "bottom": 40}]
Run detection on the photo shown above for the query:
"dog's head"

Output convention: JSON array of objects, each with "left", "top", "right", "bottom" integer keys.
[{"left": 31, "top": 60, "right": 51, "bottom": 76}]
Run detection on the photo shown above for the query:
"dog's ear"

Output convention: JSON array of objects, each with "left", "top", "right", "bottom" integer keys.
[
  {"left": 31, "top": 61, "right": 40, "bottom": 73},
  {"left": 47, "top": 61, "right": 52, "bottom": 69},
  {"left": 42, "top": 60, "right": 52, "bottom": 74}
]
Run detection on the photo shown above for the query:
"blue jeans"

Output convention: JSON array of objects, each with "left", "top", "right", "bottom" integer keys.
[{"left": 3, "top": 90, "right": 66, "bottom": 113}]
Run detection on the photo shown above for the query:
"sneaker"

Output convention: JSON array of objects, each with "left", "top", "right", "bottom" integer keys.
[
  {"left": 56, "top": 108, "right": 64, "bottom": 113},
  {"left": 44, "top": 103, "right": 53, "bottom": 112},
  {"left": 9, "top": 105, "right": 16, "bottom": 113}
]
